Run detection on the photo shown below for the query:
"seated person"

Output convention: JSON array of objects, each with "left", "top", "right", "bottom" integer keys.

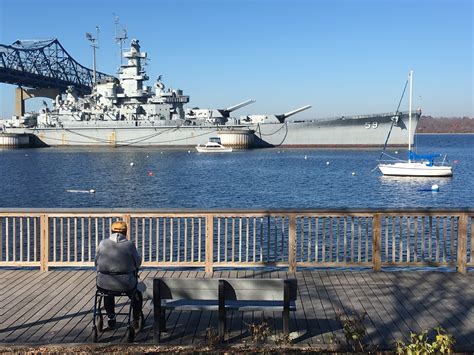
[{"left": 95, "top": 220, "right": 143, "bottom": 330}]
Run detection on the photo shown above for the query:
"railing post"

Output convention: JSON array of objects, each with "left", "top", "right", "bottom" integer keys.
[
  {"left": 123, "top": 214, "right": 131, "bottom": 240},
  {"left": 457, "top": 214, "right": 468, "bottom": 274},
  {"left": 40, "top": 214, "right": 49, "bottom": 272},
  {"left": 205, "top": 214, "right": 214, "bottom": 275},
  {"left": 372, "top": 214, "right": 382, "bottom": 272},
  {"left": 288, "top": 214, "right": 296, "bottom": 273},
  {"left": 0, "top": 217, "right": 3, "bottom": 263}
]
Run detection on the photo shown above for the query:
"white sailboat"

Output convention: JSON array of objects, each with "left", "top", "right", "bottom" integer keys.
[{"left": 378, "top": 71, "right": 453, "bottom": 177}]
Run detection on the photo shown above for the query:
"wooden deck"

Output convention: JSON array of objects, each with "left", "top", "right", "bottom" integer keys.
[{"left": 0, "top": 269, "right": 473, "bottom": 351}]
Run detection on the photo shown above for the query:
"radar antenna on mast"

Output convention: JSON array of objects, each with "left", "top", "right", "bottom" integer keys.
[
  {"left": 114, "top": 15, "right": 128, "bottom": 66},
  {"left": 85, "top": 26, "right": 100, "bottom": 84}
]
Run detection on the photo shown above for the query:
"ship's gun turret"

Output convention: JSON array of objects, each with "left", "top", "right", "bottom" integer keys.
[
  {"left": 185, "top": 99, "right": 256, "bottom": 125},
  {"left": 217, "top": 99, "right": 256, "bottom": 118},
  {"left": 241, "top": 105, "right": 312, "bottom": 124},
  {"left": 275, "top": 105, "right": 312, "bottom": 123}
]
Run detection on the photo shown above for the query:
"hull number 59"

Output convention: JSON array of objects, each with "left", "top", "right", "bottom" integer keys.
[{"left": 365, "top": 122, "right": 378, "bottom": 129}]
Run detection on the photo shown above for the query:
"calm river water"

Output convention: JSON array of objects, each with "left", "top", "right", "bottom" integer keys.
[{"left": 0, "top": 134, "right": 472, "bottom": 209}]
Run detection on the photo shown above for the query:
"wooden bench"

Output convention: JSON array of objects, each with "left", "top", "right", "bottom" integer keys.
[{"left": 148, "top": 278, "right": 297, "bottom": 342}]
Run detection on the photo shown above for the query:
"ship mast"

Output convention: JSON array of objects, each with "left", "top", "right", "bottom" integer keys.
[
  {"left": 408, "top": 70, "right": 413, "bottom": 161},
  {"left": 85, "top": 26, "right": 100, "bottom": 84},
  {"left": 114, "top": 15, "right": 128, "bottom": 66}
]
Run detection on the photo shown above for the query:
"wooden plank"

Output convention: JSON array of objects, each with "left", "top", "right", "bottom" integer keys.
[
  {"left": 382, "top": 272, "right": 468, "bottom": 344},
  {"left": 299, "top": 270, "right": 330, "bottom": 344},
  {"left": 53, "top": 270, "right": 118, "bottom": 343},
  {"left": 0, "top": 269, "right": 472, "bottom": 348},
  {"left": 0, "top": 271, "right": 66, "bottom": 333},
  {"left": 0, "top": 269, "right": 45, "bottom": 304},
  {"left": 0, "top": 271, "right": 70, "bottom": 340},
  {"left": 354, "top": 271, "right": 406, "bottom": 345},
  {"left": 370, "top": 271, "right": 434, "bottom": 338},
  {"left": 49, "top": 272, "right": 101, "bottom": 343},
  {"left": 393, "top": 272, "right": 472, "bottom": 344},
  {"left": 323, "top": 270, "right": 359, "bottom": 344},
  {"left": 335, "top": 271, "right": 381, "bottom": 346},
  {"left": 308, "top": 270, "right": 339, "bottom": 341},
  {"left": 8, "top": 270, "right": 90, "bottom": 342}
]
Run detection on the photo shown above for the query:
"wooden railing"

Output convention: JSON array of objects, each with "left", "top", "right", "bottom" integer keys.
[{"left": 0, "top": 209, "right": 472, "bottom": 273}]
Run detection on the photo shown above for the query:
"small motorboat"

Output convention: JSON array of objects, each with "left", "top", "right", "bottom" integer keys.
[{"left": 196, "top": 137, "right": 233, "bottom": 153}]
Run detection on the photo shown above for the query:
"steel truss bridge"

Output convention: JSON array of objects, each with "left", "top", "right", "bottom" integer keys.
[{"left": 0, "top": 38, "right": 111, "bottom": 95}]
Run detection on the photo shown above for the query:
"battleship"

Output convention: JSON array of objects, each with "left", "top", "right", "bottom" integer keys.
[{"left": 1, "top": 39, "right": 419, "bottom": 148}]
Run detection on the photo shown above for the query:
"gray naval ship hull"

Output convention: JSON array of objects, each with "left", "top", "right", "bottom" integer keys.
[{"left": 7, "top": 111, "right": 417, "bottom": 148}]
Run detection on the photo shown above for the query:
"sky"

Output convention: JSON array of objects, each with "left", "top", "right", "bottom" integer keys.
[{"left": 0, "top": 0, "right": 472, "bottom": 119}]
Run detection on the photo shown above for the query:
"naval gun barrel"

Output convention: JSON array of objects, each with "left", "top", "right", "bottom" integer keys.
[
  {"left": 218, "top": 99, "right": 256, "bottom": 117},
  {"left": 226, "top": 99, "right": 256, "bottom": 112},
  {"left": 275, "top": 105, "right": 312, "bottom": 123}
]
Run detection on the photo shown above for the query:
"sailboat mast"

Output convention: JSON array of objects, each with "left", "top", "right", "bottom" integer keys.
[{"left": 408, "top": 70, "right": 413, "bottom": 161}]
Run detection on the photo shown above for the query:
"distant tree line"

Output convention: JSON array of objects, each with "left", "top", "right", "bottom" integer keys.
[{"left": 416, "top": 116, "right": 474, "bottom": 133}]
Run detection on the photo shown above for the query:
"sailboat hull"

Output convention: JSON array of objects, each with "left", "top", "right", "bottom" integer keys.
[{"left": 379, "top": 162, "right": 453, "bottom": 177}]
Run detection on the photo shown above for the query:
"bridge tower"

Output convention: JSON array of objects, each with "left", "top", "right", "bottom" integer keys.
[{"left": 15, "top": 87, "right": 61, "bottom": 117}]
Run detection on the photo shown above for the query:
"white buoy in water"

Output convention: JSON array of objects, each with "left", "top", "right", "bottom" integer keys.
[
  {"left": 146, "top": 155, "right": 149, "bottom": 158},
  {"left": 395, "top": 151, "right": 398, "bottom": 154},
  {"left": 326, "top": 161, "right": 330, "bottom": 165},
  {"left": 130, "top": 162, "right": 134, "bottom": 166},
  {"left": 352, "top": 172, "right": 356, "bottom": 176},
  {"left": 431, "top": 184, "right": 439, "bottom": 192},
  {"left": 304, "top": 155, "right": 307, "bottom": 160},
  {"left": 66, "top": 189, "right": 95, "bottom": 194}
]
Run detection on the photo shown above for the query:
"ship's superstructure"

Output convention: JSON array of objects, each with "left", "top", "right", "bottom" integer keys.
[
  {"left": 1, "top": 38, "right": 419, "bottom": 148},
  {"left": 35, "top": 39, "right": 191, "bottom": 128}
]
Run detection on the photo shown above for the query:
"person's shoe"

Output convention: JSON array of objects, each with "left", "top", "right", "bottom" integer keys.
[{"left": 107, "top": 316, "right": 116, "bottom": 329}]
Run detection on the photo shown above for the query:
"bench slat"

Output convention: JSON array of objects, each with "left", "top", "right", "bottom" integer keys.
[
  {"left": 145, "top": 278, "right": 219, "bottom": 300},
  {"left": 225, "top": 300, "right": 297, "bottom": 312},
  {"left": 162, "top": 299, "right": 219, "bottom": 311},
  {"left": 222, "top": 279, "right": 297, "bottom": 301}
]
